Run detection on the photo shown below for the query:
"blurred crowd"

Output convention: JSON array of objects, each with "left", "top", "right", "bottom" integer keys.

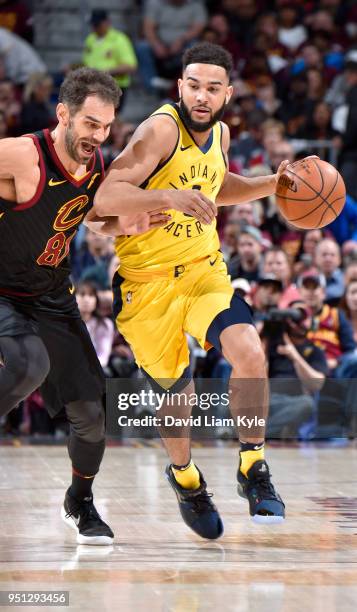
[{"left": 1, "top": 0, "right": 357, "bottom": 440}]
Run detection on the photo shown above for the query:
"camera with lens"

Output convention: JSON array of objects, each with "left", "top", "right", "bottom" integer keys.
[{"left": 260, "top": 307, "right": 306, "bottom": 342}]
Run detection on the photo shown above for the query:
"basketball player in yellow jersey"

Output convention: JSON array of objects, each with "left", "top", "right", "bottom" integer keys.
[{"left": 91, "top": 42, "right": 300, "bottom": 539}]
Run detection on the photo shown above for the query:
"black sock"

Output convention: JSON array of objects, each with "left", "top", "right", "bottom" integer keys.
[
  {"left": 240, "top": 441, "right": 264, "bottom": 452},
  {"left": 172, "top": 457, "right": 191, "bottom": 470},
  {"left": 69, "top": 469, "right": 95, "bottom": 500}
]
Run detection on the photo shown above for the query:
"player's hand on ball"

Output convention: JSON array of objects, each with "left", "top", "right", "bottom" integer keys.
[
  {"left": 165, "top": 189, "right": 217, "bottom": 224},
  {"left": 275, "top": 156, "right": 320, "bottom": 184},
  {"left": 275, "top": 159, "right": 291, "bottom": 181}
]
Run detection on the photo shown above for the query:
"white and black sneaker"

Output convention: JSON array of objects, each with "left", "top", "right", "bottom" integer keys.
[{"left": 61, "top": 489, "right": 114, "bottom": 545}]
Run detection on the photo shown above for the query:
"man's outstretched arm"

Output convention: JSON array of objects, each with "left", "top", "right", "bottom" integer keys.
[{"left": 216, "top": 122, "right": 290, "bottom": 206}]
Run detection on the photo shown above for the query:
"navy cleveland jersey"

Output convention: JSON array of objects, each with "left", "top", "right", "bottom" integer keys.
[{"left": 0, "top": 129, "right": 104, "bottom": 296}]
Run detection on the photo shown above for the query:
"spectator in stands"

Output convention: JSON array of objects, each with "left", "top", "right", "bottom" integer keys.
[
  {"left": 262, "top": 117, "right": 285, "bottom": 149},
  {"left": 227, "top": 201, "right": 260, "bottom": 228},
  {"left": 71, "top": 229, "right": 114, "bottom": 288},
  {"left": 254, "top": 13, "right": 289, "bottom": 74},
  {"left": 267, "top": 139, "right": 295, "bottom": 173},
  {"left": 277, "top": 3, "right": 307, "bottom": 53},
  {"left": 292, "top": 44, "right": 338, "bottom": 85},
  {"left": 0, "top": 0, "right": 32, "bottom": 41},
  {"left": 221, "top": 219, "right": 239, "bottom": 261},
  {"left": 200, "top": 26, "right": 220, "bottom": 46},
  {"left": 340, "top": 280, "right": 357, "bottom": 342},
  {"left": 138, "top": 0, "right": 207, "bottom": 90},
  {"left": 344, "top": 259, "right": 357, "bottom": 285},
  {"left": 339, "top": 50, "right": 357, "bottom": 200},
  {"left": 208, "top": 14, "right": 242, "bottom": 68},
  {"left": 101, "top": 119, "right": 136, "bottom": 165},
  {"left": 240, "top": 49, "right": 272, "bottom": 86},
  {"left": 83, "top": 9, "right": 137, "bottom": 106},
  {"left": 296, "top": 98, "right": 340, "bottom": 159},
  {"left": 253, "top": 274, "right": 283, "bottom": 327},
  {"left": 297, "top": 100, "right": 337, "bottom": 142},
  {"left": 329, "top": 194, "right": 357, "bottom": 245},
  {"left": 299, "top": 273, "right": 356, "bottom": 375},
  {"left": 301, "top": 229, "right": 324, "bottom": 262},
  {"left": 19, "top": 73, "right": 54, "bottom": 134},
  {"left": 306, "top": 67, "right": 327, "bottom": 103},
  {"left": 279, "top": 72, "right": 311, "bottom": 137},
  {"left": 0, "top": 79, "right": 21, "bottom": 134},
  {"left": 264, "top": 246, "right": 301, "bottom": 308},
  {"left": 225, "top": 79, "right": 257, "bottom": 142},
  {"left": 315, "top": 238, "right": 345, "bottom": 304},
  {"left": 305, "top": 10, "right": 347, "bottom": 55},
  {"left": 221, "top": 0, "right": 258, "bottom": 48},
  {"left": 228, "top": 225, "right": 263, "bottom": 283},
  {"left": 325, "top": 50, "right": 351, "bottom": 111},
  {"left": 261, "top": 297, "right": 328, "bottom": 439},
  {"left": 230, "top": 108, "right": 267, "bottom": 171},
  {"left": 341, "top": 241, "right": 357, "bottom": 268},
  {"left": 228, "top": 199, "right": 272, "bottom": 248},
  {"left": 0, "top": 26, "right": 45, "bottom": 84},
  {"left": 75, "top": 281, "right": 115, "bottom": 368},
  {"left": 294, "top": 228, "right": 324, "bottom": 276},
  {"left": 255, "top": 78, "right": 282, "bottom": 118}
]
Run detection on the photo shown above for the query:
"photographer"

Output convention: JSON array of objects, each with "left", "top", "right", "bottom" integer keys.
[
  {"left": 258, "top": 296, "right": 328, "bottom": 439},
  {"left": 254, "top": 274, "right": 283, "bottom": 327},
  {"left": 298, "top": 273, "right": 356, "bottom": 375},
  {"left": 228, "top": 225, "right": 263, "bottom": 283}
]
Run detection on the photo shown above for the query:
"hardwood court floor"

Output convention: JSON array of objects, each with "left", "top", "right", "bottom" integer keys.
[{"left": 0, "top": 442, "right": 356, "bottom": 612}]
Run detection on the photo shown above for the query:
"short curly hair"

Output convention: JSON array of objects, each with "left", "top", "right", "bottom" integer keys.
[
  {"left": 182, "top": 42, "right": 233, "bottom": 78},
  {"left": 59, "top": 67, "right": 121, "bottom": 113}
]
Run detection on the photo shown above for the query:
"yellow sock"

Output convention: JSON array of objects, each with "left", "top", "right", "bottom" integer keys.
[
  {"left": 172, "top": 459, "right": 200, "bottom": 490},
  {"left": 239, "top": 445, "right": 265, "bottom": 477}
]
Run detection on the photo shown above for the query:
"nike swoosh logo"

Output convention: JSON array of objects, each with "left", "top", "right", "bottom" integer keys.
[
  {"left": 69, "top": 285, "right": 75, "bottom": 294},
  {"left": 0, "top": 212, "right": 4, "bottom": 220},
  {"left": 48, "top": 178, "right": 67, "bottom": 187},
  {"left": 209, "top": 256, "right": 218, "bottom": 266},
  {"left": 87, "top": 172, "right": 100, "bottom": 190},
  {"left": 180, "top": 145, "right": 192, "bottom": 151}
]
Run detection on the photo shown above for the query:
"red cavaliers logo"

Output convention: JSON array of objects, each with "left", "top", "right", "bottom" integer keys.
[
  {"left": 37, "top": 195, "right": 89, "bottom": 267},
  {"left": 53, "top": 195, "right": 89, "bottom": 231}
]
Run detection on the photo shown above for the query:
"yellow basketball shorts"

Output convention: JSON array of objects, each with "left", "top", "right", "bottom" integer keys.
[{"left": 112, "top": 251, "right": 252, "bottom": 384}]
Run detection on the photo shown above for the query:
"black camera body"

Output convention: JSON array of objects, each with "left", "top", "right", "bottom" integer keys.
[{"left": 261, "top": 307, "right": 305, "bottom": 341}]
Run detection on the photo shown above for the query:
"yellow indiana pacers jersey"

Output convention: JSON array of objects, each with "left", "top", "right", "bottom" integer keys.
[{"left": 115, "top": 103, "right": 227, "bottom": 271}]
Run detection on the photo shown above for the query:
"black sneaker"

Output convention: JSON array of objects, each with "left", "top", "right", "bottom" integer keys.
[
  {"left": 165, "top": 465, "right": 224, "bottom": 539},
  {"left": 237, "top": 460, "right": 285, "bottom": 524},
  {"left": 61, "top": 489, "right": 114, "bottom": 545}
]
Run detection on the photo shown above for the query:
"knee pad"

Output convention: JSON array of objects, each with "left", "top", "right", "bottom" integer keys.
[
  {"left": 141, "top": 365, "right": 192, "bottom": 395},
  {"left": 65, "top": 400, "right": 105, "bottom": 444},
  {"left": 0, "top": 335, "right": 50, "bottom": 395},
  {"left": 206, "top": 293, "right": 254, "bottom": 351}
]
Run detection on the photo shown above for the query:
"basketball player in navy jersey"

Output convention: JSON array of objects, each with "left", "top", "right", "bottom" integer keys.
[{"left": 0, "top": 68, "right": 129, "bottom": 545}]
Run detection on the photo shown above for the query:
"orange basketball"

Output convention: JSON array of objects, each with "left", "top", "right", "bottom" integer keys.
[{"left": 275, "top": 158, "right": 346, "bottom": 229}]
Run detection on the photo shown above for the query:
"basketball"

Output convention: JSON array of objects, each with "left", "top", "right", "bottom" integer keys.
[{"left": 275, "top": 158, "right": 346, "bottom": 230}]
